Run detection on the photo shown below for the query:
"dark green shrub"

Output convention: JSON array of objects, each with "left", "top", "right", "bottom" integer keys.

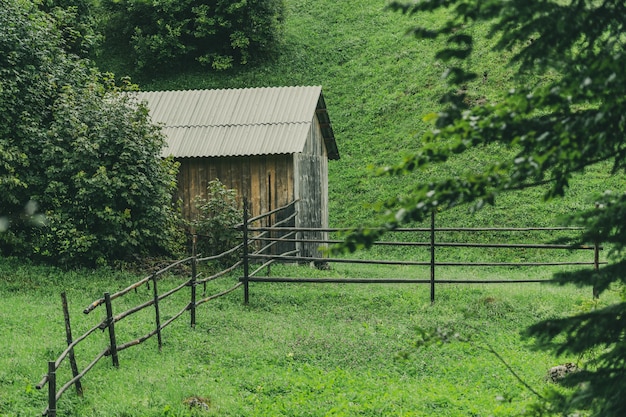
[
  {"left": 102, "top": 0, "right": 285, "bottom": 72},
  {"left": 36, "top": 0, "right": 101, "bottom": 57},
  {"left": 190, "top": 180, "right": 242, "bottom": 265},
  {"left": 0, "top": 1, "right": 183, "bottom": 267}
]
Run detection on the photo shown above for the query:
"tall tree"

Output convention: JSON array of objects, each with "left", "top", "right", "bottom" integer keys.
[
  {"left": 337, "top": 1, "right": 626, "bottom": 416},
  {"left": 0, "top": 0, "right": 181, "bottom": 266}
]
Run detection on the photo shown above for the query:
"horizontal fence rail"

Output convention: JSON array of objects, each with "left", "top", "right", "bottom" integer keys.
[
  {"left": 244, "top": 277, "right": 555, "bottom": 284},
  {"left": 240, "top": 205, "right": 606, "bottom": 306},
  {"left": 245, "top": 226, "right": 588, "bottom": 233},
  {"left": 250, "top": 235, "right": 598, "bottom": 250},
  {"left": 249, "top": 252, "right": 600, "bottom": 267}
]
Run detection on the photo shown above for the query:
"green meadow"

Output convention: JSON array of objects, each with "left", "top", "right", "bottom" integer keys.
[
  {"left": 1, "top": 0, "right": 622, "bottom": 415},
  {"left": 1, "top": 259, "right": 616, "bottom": 416}
]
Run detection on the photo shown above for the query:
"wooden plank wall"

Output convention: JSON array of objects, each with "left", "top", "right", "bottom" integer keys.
[
  {"left": 295, "top": 154, "right": 328, "bottom": 258},
  {"left": 293, "top": 117, "right": 329, "bottom": 259},
  {"left": 176, "top": 155, "right": 295, "bottom": 226},
  {"left": 175, "top": 115, "right": 331, "bottom": 259}
]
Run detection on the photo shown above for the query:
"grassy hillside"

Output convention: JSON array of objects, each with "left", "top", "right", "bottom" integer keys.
[
  {"left": 130, "top": 0, "right": 443, "bottom": 231},
  {"left": 91, "top": 0, "right": 552, "bottom": 226},
  {"left": 95, "top": 0, "right": 623, "bottom": 232}
]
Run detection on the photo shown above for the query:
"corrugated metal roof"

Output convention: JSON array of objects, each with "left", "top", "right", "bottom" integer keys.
[
  {"left": 134, "top": 86, "right": 339, "bottom": 159},
  {"left": 159, "top": 124, "right": 312, "bottom": 158}
]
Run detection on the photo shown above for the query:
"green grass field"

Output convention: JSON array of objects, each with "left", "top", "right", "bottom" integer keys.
[
  {"left": 0, "top": 258, "right": 613, "bottom": 417},
  {"left": 2, "top": 0, "right": 623, "bottom": 415}
]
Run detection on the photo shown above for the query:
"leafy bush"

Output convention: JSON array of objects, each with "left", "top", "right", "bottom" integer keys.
[
  {"left": 102, "top": 0, "right": 285, "bottom": 71},
  {"left": 0, "top": 0, "right": 183, "bottom": 267},
  {"left": 189, "top": 180, "right": 242, "bottom": 265},
  {"left": 36, "top": 0, "right": 101, "bottom": 57}
]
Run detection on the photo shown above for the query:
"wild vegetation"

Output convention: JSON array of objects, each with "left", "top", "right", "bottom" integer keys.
[
  {"left": 340, "top": 2, "right": 626, "bottom": 416},
  {"left": 0, "top": 0, "right": 181, "bottom": 267},
  {"left": 1, "top": 0, "right": 625, "bottom": 415},
  {"left": 189, "top": 179, "right": 243, "bottom": 267}
]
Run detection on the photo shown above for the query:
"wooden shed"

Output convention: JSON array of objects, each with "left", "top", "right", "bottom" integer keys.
[{"left": 136, "top": 86, "right": 339, "bottom": 258}]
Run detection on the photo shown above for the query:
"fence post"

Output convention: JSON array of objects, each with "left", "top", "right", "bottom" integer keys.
[
  {"left": 593, "top": 240, "right": 600, "bottom": 299},
  {"left": 190, "top": 234, "right": 197, "bottom": 328},
  {"left": 61, "top": 292, "right": 82, "bottom": 397},
  {"left": 430, "top": 210, "right": 436, "bottom": 304},
  {"left": 104, "top": 292, "right": 119, "bottom": 367},
  {"left": 242, "top": 198, "right": 250, "bottom": 304},
  {"left": 152, "top": 274, "right": 163, "bottom": 350},
  {"left": 48, "top": 361, "right": 56, "bottom": 417}
]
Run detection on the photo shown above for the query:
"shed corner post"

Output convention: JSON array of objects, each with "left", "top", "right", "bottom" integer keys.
[{"left": 242, "top": 197, "right": 250, "bottom": 305}]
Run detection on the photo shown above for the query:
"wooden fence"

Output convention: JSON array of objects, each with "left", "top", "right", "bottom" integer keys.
[
  {"left": 37, "top": 199, "right": 605, "bottom": 415},
  {"left": 36, "top": 241, "right": 243, "bottom": 417}
]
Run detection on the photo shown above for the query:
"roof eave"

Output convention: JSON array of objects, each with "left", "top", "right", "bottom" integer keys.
[{"left": 316, "top": 94, "right": 340, "bottom": 160}]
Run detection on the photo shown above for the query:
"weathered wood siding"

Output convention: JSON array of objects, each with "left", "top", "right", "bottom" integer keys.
[
  {"left": 175, "top": 114, "right": 330, "bottom": 259},
  {"left": 176, "top": 154, "right": 294, "bottom": 223},
  {"left": 294, "top": 116, "right": 329, "bottom": 258}
]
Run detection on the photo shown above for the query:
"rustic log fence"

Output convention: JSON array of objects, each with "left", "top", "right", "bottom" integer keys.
[
  {"left": 36, "top": 243, "right": 243, "bottom": 417},
  {"left": 37, "top": 199, "right": 605, "bottom": 415}
]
